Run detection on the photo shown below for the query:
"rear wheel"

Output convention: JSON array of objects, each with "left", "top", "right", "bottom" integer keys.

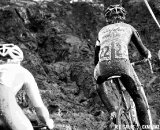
[{"left": 129, "top": 99, "right": 140, "bottom": 130}]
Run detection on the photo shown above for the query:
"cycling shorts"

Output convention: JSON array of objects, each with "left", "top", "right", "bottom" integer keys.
[{"left": 94, "top": 59, "right": 131, "bottom": 84}]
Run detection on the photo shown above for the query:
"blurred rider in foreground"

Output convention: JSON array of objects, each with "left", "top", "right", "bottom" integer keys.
[
  {"left": 94, "top": 4, "right": 153, "bottom": 130},
  {"left": 0, "top": 43, "right": 54, "bottom": 130}
]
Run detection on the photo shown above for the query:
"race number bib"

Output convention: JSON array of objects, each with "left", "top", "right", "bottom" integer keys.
[
  {"left": 115, "top": 42, "right": 128, "bottom": 59},
  {"left": 99, "top": 44, "right": 111, "bottom": 61},
  {"left": 99, "top": 42, "right": 128, "bottom": 61}
]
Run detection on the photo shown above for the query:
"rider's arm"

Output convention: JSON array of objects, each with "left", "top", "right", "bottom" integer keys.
[
  {"left": 94, "top": 38, "right": 100, "bottom": 66},
  {"left": 131, "top": 27, "right": 149, "bottom": 58},
  {"left": 23, "top": 70, "right": 53, "bottom": 128}
]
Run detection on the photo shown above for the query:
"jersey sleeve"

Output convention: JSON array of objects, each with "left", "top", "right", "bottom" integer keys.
[
  {"left": 131, "top": 26, "right": 149, "bottom": 58},
  {"left": 94, "top": 38, "right": 100, "bottom": 66}
]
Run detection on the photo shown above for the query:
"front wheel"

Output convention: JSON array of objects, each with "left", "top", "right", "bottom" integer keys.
[{"left": 116, "top": 107, "right": 135, "bottom": 130}]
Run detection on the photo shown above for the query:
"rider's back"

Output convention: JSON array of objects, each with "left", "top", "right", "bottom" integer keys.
[
  {"left": 0, "top": 44, "right": 54, "bottom": 130},
  {"left": 0, "top": 64, "right": 28, "bottom": 94},
  {"left": 0, "top": 64, "right": 36, "bottom": 130},
  {"left": 97, "top": 22, "right": 133, "bottom": 62},
  {"left": 98, "top": 22, "right": 133, "bottom": 43}
]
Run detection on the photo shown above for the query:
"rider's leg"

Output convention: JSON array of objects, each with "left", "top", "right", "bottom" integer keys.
[
  {"left": 120, "top": 67, "right": 153, "bottom": 130},
  {"left": 94, "top": 63, "right": 117, "bottom": 120},
  {"left": 96, "top": 83, "right": 117, "bottom": 113}
]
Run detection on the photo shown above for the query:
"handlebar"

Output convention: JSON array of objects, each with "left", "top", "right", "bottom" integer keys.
[{"left": 131, "top": 58, "right": 153, "bottom": 74}]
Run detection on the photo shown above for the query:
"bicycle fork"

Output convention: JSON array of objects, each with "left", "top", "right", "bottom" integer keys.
[{"left": 139, "top": 86, "right": 153, "bottom": 130}]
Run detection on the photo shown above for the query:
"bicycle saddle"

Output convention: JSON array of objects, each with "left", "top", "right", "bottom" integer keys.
[
  {"left": 108, "top": 75, "right": 121, "bottom": 80},
  {"left": 97, "top": 74, "right": 122, "bottom": 84}
]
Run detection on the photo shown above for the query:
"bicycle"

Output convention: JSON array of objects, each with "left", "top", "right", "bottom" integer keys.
[{"left": 97, "top": 58, "right": 153, "bottom": 130}]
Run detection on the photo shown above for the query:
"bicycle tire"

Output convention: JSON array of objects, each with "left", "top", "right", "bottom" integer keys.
[
  {"left": 129, "top": 99, "right": 140, "bottom": 130},
  {"left": 116, "top": 106, "right": 134, "bottom": 130}
]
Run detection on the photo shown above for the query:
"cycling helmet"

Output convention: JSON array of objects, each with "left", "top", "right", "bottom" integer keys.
[
  {"left": 104, "top": 4, "right": 126, "bottom": 21},
  {"left": 0, "top": 44, "right": 24, "bottom": 62}
]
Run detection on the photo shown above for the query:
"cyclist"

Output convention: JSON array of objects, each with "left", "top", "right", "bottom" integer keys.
[
  {"left": 94, "top": 4, "right": 153, "bottom": 130},
  {"left": 0, "top": 43, "right": 54, "bottom": 130}
]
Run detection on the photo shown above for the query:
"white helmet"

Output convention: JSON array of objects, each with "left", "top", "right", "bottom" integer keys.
[{"left": 0, "top": 44, "right": 24, "bottom": 62}]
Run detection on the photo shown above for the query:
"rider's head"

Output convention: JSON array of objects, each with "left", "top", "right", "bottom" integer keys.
[
  {"left": 0, "top": 44, "right": 24, "bottom": 64},
  {"left": 104, "top": 4, "right": 127, "bottom": 24}
]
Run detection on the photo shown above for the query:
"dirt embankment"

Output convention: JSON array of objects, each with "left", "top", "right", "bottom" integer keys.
[{"left": 1, "top": 0, "right": 160, "bottom": 129}]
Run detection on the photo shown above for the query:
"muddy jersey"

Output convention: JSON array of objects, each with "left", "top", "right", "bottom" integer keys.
[{"left": 96, "top": 22, "right": 148, "bottom": 62}]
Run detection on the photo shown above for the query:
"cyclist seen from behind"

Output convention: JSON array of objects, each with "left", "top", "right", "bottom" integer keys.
[
  {"left": 94, "top": 4, "right": 153, "bottom": 130},
  {"left": 0, "top": 43, "right": 54, "bottom": 130}
]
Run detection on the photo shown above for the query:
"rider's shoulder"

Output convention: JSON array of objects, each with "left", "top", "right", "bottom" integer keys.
[
  {"left": 126, "top": 24, "right": 137, "bottom": 31},
  {"left": 99, "top": 23, "right": 133, "bottom": 32},
  {"left": 120, "top": 23, "right": 139, "bottom": 34},
  {"left": 99, "top": 24, "right": 112, "bottom": 31},
  {"left": 98, "top": 25, "right": 110, "bottom": 34},
  {"left": 20, "top": 66, "right": 34, "bottom": 79},
  {"left": 9, "top": 65, "right": 33, "bottom": 77}
]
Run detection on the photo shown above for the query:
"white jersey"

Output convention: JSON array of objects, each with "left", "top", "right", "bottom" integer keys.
[
  {"left": 0, "top": 64, "right": 48, "bottom": 130},
  {"left": 0, "top": 64, "right": 25, "bottom": 93}
]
